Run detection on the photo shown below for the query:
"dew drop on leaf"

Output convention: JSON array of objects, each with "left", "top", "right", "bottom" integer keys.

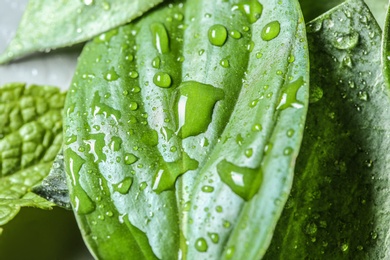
[
  {"left": 175, "top": 81, "right": 224, "bottom": 138},
  {"left": 208, "top": 24, "right": 228, "bottom": 46},
  {"left": 331, "top": 31, "right": 359, "bottom": 50},
  {"left": 113, "top": 177, "right": 133, "bottom": 194},
  {"left": 150, "top": 22, "right": 170, "bottom": 54},
  {"left": 195, "top": 237, "right": 208, "bottom": 252},
  {"left": 261, "top": 21, "right": 280, "bottom": 41},
  {"left": 208, "top": 232, "right": 219, "bottom": 243},
  {"left": 216, "top": 159, "right": 262, "bottom": 201},
  {"left": 124, "top": 153, "right": 138, "bottom": 165},
  {"left": 277, "top": 77, "right": 304, "bottom": 110},
  {"left": 153, "top": 72, "right": 172, "bottom": 88},
  {"left": 231, "top": 0, "right": 263, "bottom": 24}
]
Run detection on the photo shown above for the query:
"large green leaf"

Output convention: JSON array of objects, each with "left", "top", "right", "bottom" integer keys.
[
  {"left": 64, "top": 0, "right": 309, "bottom": 258},
  {"left": 0, "top": 83, "right": 65, "bottom": 234},
  {"left": 265, "top": 0, "right": 390, "bottom": 258},
  {"left": 0, "top": 0, "right": 163, "bottom": 64}
]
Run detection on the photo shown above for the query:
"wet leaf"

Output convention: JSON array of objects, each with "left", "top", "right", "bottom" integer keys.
[
  {"left": 64, "top": 0, "right": 308, "bottom": 258},
  {"left": 266, "top": 0, "right": 390, "bottom": 258},
  {"left": 0, "top": 0, "right": 163, "bottom": 64}
]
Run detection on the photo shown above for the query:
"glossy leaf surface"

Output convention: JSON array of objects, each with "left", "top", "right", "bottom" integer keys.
[
  {"left": 64, "top": 0, "right": 309, "bottom": 258},
  {"left": 0, "top": 83, "right": 65, "bottom": 233},
  {"left": 0, "top": 0, "right": 163, "bottom": 64},
  {"left": 266, "top": 0, "right": 390, "bottom": 258}
]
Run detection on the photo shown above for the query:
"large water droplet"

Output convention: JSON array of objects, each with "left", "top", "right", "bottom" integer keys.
[
  {"left": 175, "top": 81, "right": 224, "bottom": 138},
  {"left": 150, "top": 22, "right": 170, "bottom": 54},
  {"left": 277, "top": 77, "right": 305, "bottom": 110},
  {"left": 109, "top": 136, "right": 122, "bottom": 151},
  {"left": 232, "top": 0, "right": 263, "bottom": 24},
  {"left": 217, "top": 159, "right": 262, "bottom": 201},
  {"left": 261, "top": 21, "right": 280, "bottom": 41},
  {"left": 83, "top": 134, "right": 107, "bottom": 163},
  {"left": 104, "top": 68, "right": 119, "bottom": 81},
  {"left": 152, "top": 153, "right": 198, "bottom": 193},
  {"left": 208, "top": 24, "right": 228, "bottom": 46},
  {"left": 124, "top": 153, "right": 138, "bottom": 165},
  {"left": 153, "top": 72, "right": 172, "bottom": 88},
  {"left": 65, "top": 149, "right": 95, "bottom": 215},
  {"left": 195, "top": 237, "right": 208, "bottom": 252},
  {"left": 91, "top": 92, "right": 122, "bottom": 122}
]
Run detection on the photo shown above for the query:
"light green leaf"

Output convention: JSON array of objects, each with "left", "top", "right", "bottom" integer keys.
[
  {"left": 0, "top": 0, "right": 163, "bottom": 64},
  {"left": 0, "top": 83, "right": 65, "bottom": 230},
  {"left": 64, "top": 0, "right": 309, "bottom": 258},
  {"left": 265, "top": 0, "right": 390, "bottom": 258}
]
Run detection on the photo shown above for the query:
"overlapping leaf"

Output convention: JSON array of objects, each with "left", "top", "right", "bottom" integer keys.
[
  {"left": 265, "top": 0, "right": 390, "bottom": 258},
  {"left": 0, "top": 0, "right": 163, "bottom": 64},
  {"left": 0, "top": 83, "right": 65, "bottom": 234},
  {"left": 64, "top": 0, "right": 309, "bottom": 258}
]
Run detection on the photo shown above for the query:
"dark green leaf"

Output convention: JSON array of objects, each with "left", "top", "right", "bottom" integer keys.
[
  {"left": 0, "top": 0, "right": 163, "bottom": 64},
  {"left": 0, "top": 83, "right": 65, "bottom": 233},
  {"left": 265, "top": 0, "right": 390, "bottom": 258},
  {"left": 299, "top": 0, "right": 344, "bottom": 22},
  {"left": 64, "top": 0, "right": 308, "bottom": 258},
  {"left": 33, "top": 150, "right": 71, "bottom": 210}
]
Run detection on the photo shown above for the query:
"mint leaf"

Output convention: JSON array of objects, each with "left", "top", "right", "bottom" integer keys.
[
  {"left": 0, "top": 83, "right": 65, "bottom": 233},
  {"left": 0, "top": 0, "right": 163, "bottom": 64},
  {"left": 64, "top": 0, "right": 309, "bottom": 258},
  {"left": 265, "top": 0, "right": 390, "bottom": 258}
]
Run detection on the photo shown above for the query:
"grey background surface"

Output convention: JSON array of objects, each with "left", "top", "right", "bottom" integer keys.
[{"left": 0, "top": 0, "right": 80, "bottom": 90}]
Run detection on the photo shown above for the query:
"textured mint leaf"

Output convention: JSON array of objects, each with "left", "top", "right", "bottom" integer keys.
[
  {"left": 64, "top": 0, "right": 309, "bottom": 258},
  {"left": 265, "top": 0, "right": 390, "bottom": 258},
  {"left": 0, "top": 83, "right": 65, "bottom": 232},
  {"left": 0, "top": 0, "right": 163, "bottom": 64}
]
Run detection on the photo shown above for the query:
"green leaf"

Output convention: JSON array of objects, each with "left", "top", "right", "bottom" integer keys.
[
  {"left": 0, "top": 83, "right": 65, "bottom": 231},
  {"left": 32, "top": 150, "right": 71, "bottom": 210},
  {"left": 64, "top": 0, "right": 308, "bottom": 258},
  {"left": 0, "top": 0, "right": 163, "bottom": 64},
  {"left": 298, "top": 0, "right": 344, "bottom": 22},
  {"left": 265, "top": 0, "right": 390, "bottom": 258}
]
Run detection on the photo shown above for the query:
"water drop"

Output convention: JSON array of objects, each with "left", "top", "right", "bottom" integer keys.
[
  {"left": 175, "top": 81, "right": 224, "bottom": 138},
  {"left": 150, "top": 23, "right": 170, "bottom": 54},
  {"left": 195, "top": 238, "right": 208, "bottom": 252},
  {"left": 229, "top": 30, "right": 242, "bottom": 39},
  {"left": 252, "top": 124, "right": 262, "bottom": 132},
  {"left": 261, "top": 21, "right": 280, "bottom": 41},
  {"left": 129, "top": 71, "right": 139, "bottom": 79},
  {"left": 153, "top": 72, "right": 172, "bottom": 88},
  {"left": 217, "top": 159, "right": 262, "bottom": 200},
  {"left": 139, "top": 182, "right": 148, "bottom": 191},
  {"left": 283, "top": 147, "right": 293, "bottom": 155},
  {"left": 124, "top": 153, "right": 138, "bottom": 165},
  {"left": 277, "top": 77, "right": 304, "bottom": 110},
  {"left": 341, "top": 243, "right": 349, "bottom": 252},
  {"left": 83, "top": 0, "right": 94, "bottom": 5},
  {"left": 358, "top": 91, "right": 368, "bottom": 101},
  {"left": 201, "top": 185, "right": 214, "bottom": 193},
  {"left": 129, "top": 101, "right": 139, "bottom": 111},
  {"left": 232, "top": 0, "right": 263, "bottom": 24},
  {"left": 208, "top": 233, "right": 219, "bottom": 243},
  {"left": 220, "top": 58, "right": 230, "bottom": 68},
  {"left": 152, "top": 57, "right": 161, "bottom": 69},
  {"left": 109, "top": 137, "right": 122, "bottom": 151},
  {"left": 208, "top": 24, "right": 228, "bottom": 46},
  {"left": 332, "top": 31, "right": 359, "bottom": 50},
  {"left": 286, "top": 129, "right": 295, "bottom": 137},
  {"left": 104, "top": 68, "right": 119, "bottom": 81},
  {"left": 226, "top": 246, "right": 235, "bottom": 258},
  {"left": 245, "top": 148, "right": 253, "bottom": 158},
  {"left": 113, "top": 177, "right": 133, "bottom": 194}
]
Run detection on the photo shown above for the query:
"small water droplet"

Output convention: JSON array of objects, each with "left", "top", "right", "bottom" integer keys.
[
  {"left": 139, "top": 182, "right": 148, "bottom": 191},
  {"left": 226, "top": 246, "right": 235, "bottom": 258},
  {"left": 152, "top": 57, "right": 161, "bottom": 68},
  {"left": 104, "top": 68, "right": 119, "bottom": 81},
  {"left": 208, "top": 24, "right": 228, "bottom": 46},
  {"left": 129, "top": 101, "right": 139, "bottom": 111},
  {"left": 245, "top": 148, "right": 253, "bottom": 158},
  {"left": 277, "top": 77, "right": 305, "bottom": 110},
  {"left": 220, "top": 58, "right": 230, "bottom": 68},
  {"left": 341, "top": 243, "right": 349, "bottom": 252},
  {"left": 261, "top": 21, "right": 280, "bottom": 41},
  {"left": 283, "top": 147, "right": 293, "bottom": 155},
  {"left": 113, "top": 177, "right": 133, "bottom": 194},
  {"left": 208, "top": 232, "right": 219, "bottom": 243},
  {"left": 129, "top": 71, "right": 139, "bottom": 79},
  {"left": 229, "top": 30, "right": 242, "bottom": 39},
  {"left": 201, "top": 185, "right": 214, "bottom": 193}
]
